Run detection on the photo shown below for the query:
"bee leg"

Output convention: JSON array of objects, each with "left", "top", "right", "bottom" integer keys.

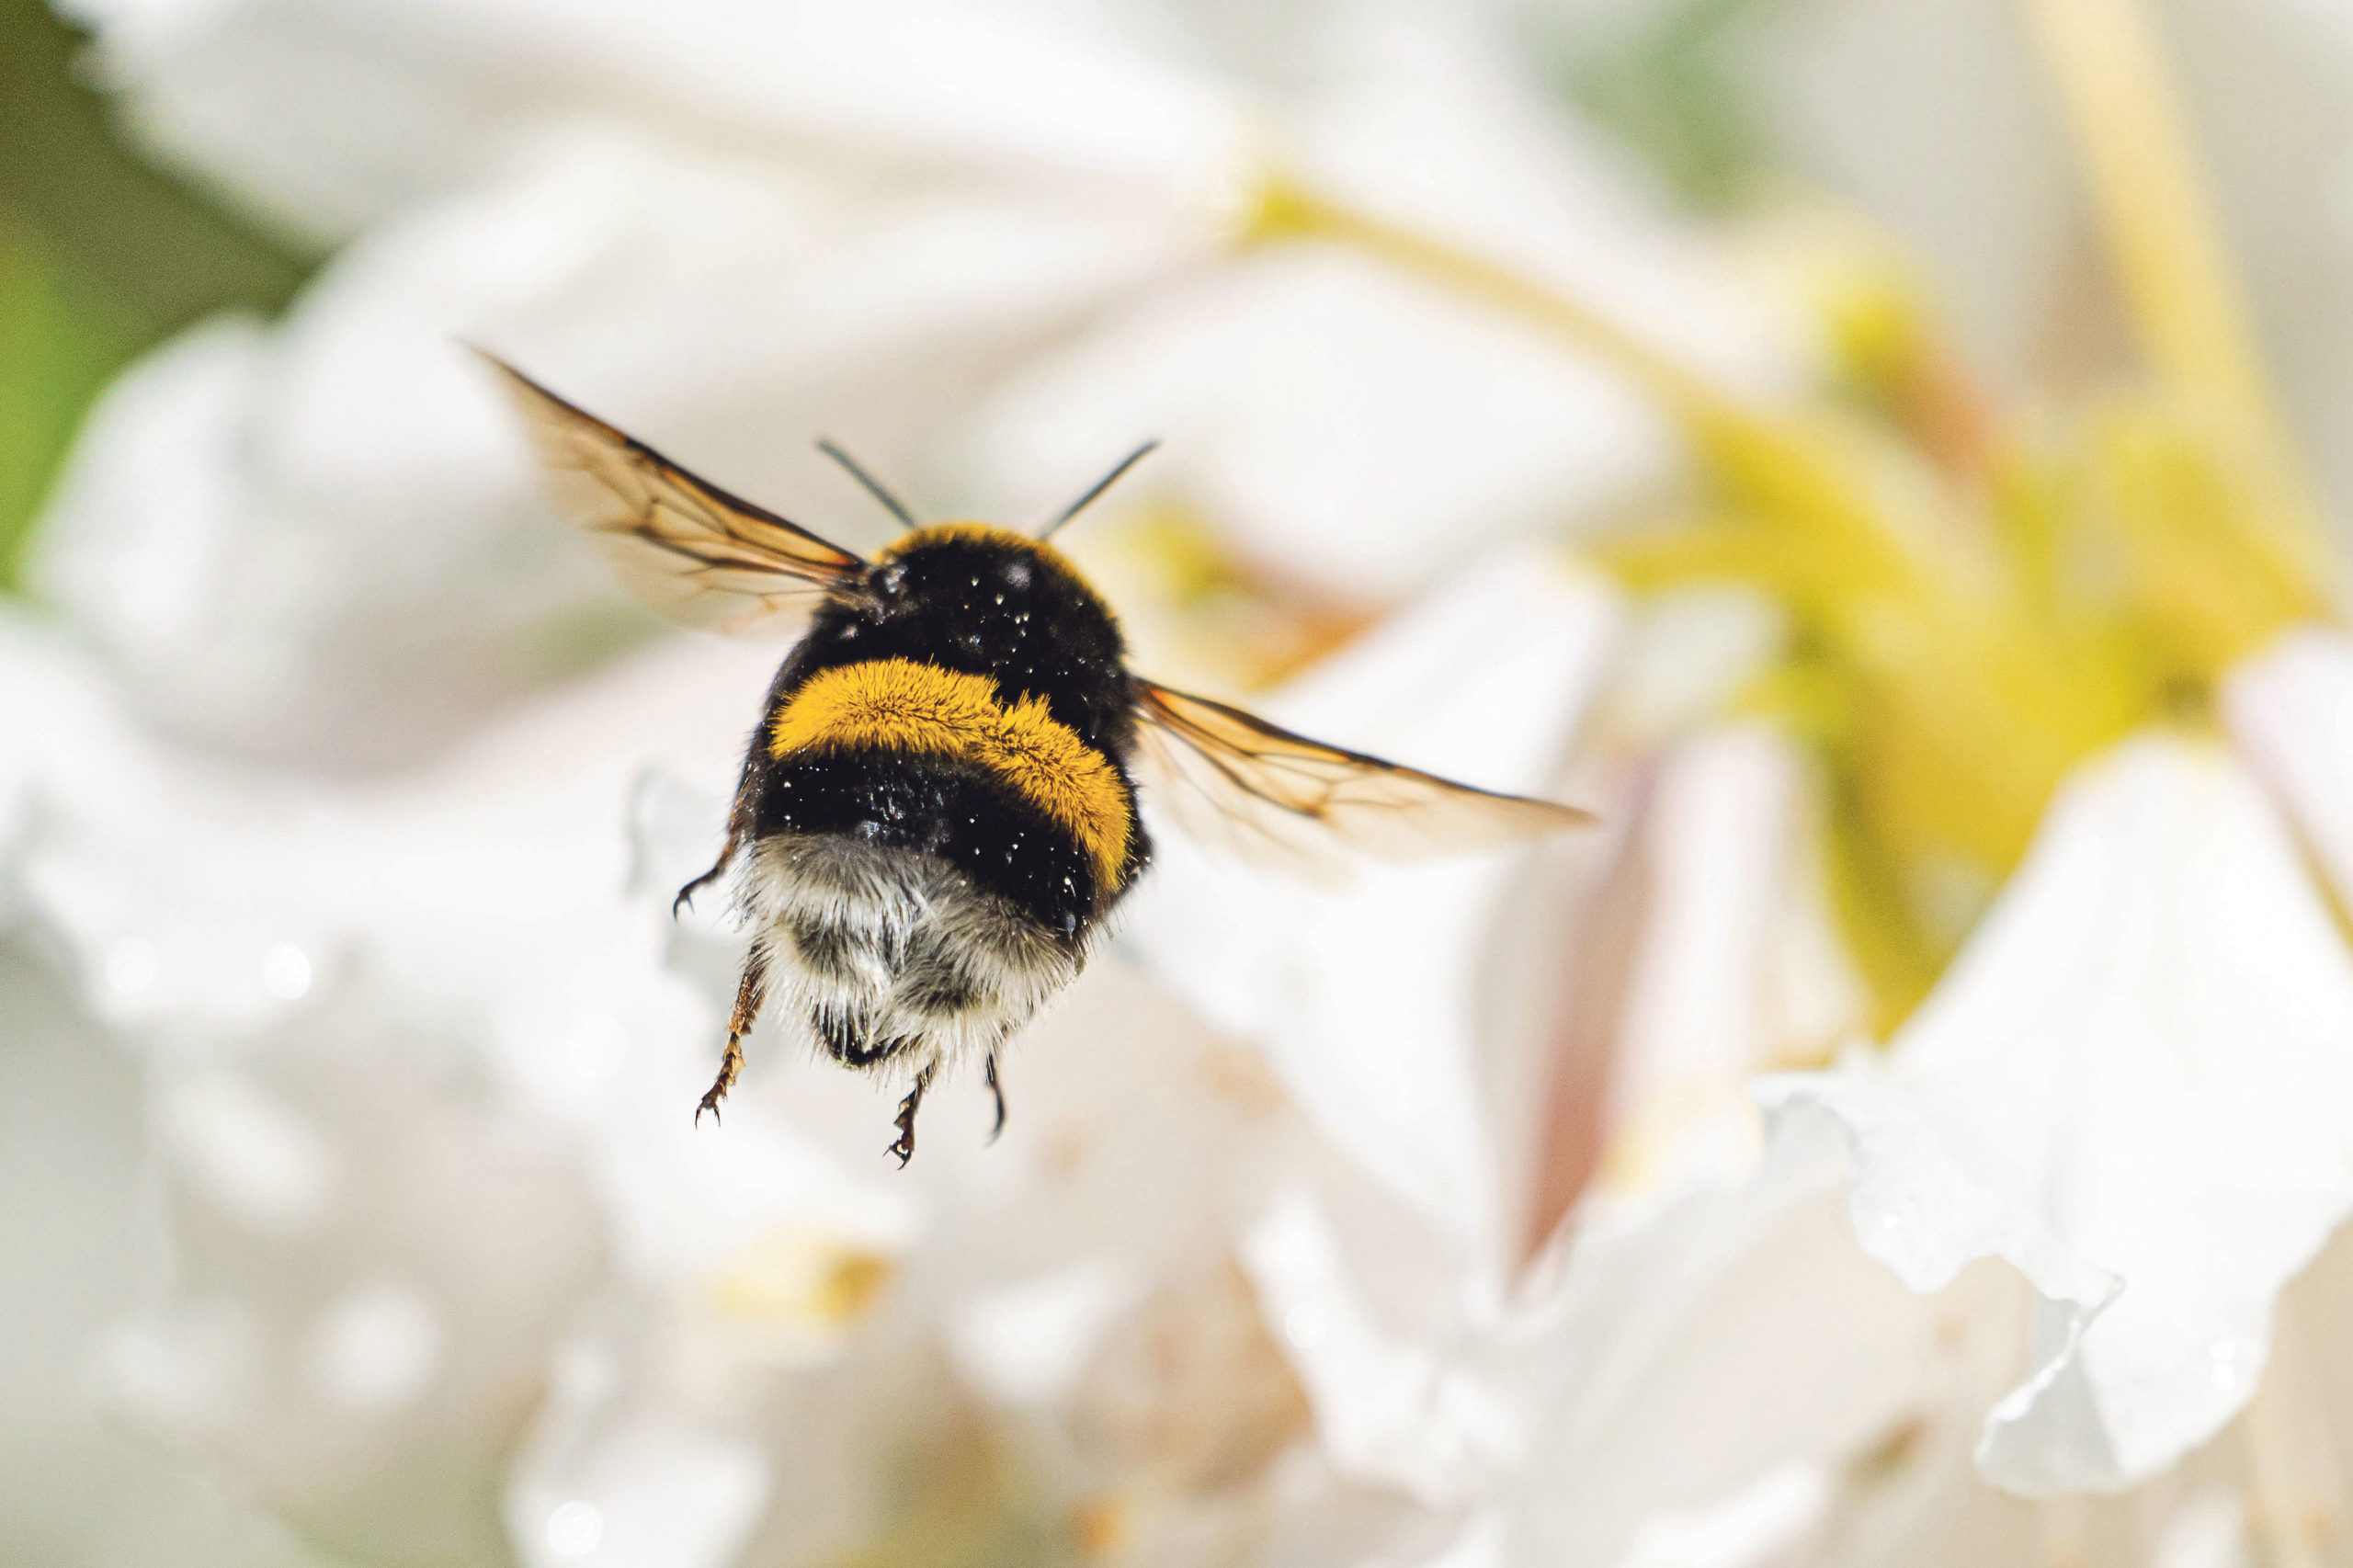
[
  {"left": 983, "top": 1055, "right": 1007, "bottom": 1144},
  {"left": 673, "top": 832, "right": 742, "bottom": 917},
  {"left": 888, "top": 1065, "right": 935, "bottom": 1168},
  {"left": 696, "top": 945, "right": 768, "bottom": 1127}
]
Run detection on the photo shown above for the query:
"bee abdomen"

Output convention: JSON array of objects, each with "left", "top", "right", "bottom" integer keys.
[
  {"left": 761, "top": 658, "right": 1145, "bottom": 916},
  {"left": 756, "top": 744, "right": 1117, "bottom": 937},
  {"left": 741, "top": 833, "right": 1079, "bottom": 1078}
]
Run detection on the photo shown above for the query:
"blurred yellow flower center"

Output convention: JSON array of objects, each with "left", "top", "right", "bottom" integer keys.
[
  {"left": 707, "top": 1230, "right": 896, "bottom": 1331},
  {"left": 1232, "top": 0, "right": 2332, "bottom": 1030}
]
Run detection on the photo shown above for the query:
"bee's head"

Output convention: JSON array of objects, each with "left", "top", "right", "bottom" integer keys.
[{"left": 869, "top": 524, "right": 1120, "bottom": 653}]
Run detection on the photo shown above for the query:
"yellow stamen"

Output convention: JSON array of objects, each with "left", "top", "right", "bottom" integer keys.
[{"left": 1236, "top": 61, "right": 2332, "bottom": 1028}]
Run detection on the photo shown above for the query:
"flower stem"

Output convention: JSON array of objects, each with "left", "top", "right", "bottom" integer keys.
[
  {"left": 1239, "top": 173, "right": 1751, "bottom": 438},
  {"left": 2019, "top": 0, "right": 2327, "bottom": 590}
]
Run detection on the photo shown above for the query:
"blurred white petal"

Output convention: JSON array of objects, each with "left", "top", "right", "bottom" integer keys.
[
  {"left": 1411, "top": 1512, "right": 1503, "bottom": 1568},
  {"left": 157, "top": 1068, "right": 341, "bottom": 1234},
  {"left": 1592, "top": 724, "right": 1859, "bottom": 1205},
  {"left": 2222, "top": 624, "right": 2353, "bottom": 904},
  {"left": 508, "top": 1416, "right": 769, "bottom": 1568},
  {"left": 109, "top": 983, "right": 611, "bottom": 1565},
  {"left": 0, "top": 858, "right": 346, "bottom": 1568},
  {"left": 71, "top": 0, "right": 1245, "bottom": 241},
  {"left": 29, "top": 116, "right": 1200, "bottom": 765},
  {"left": 1761, "top": 736, "right": 2353, "bottom": 1494},
  {"left": 301, "top": 1281, "right": 447, "bottom": 1415},
  {"left": 1497, "top": 1141, "right": 2000, "bottom": 1566},
  {"left": 947, "top": 1259, "right": 1135, "bottom": 1410},
  {"left": 2153, "top": 1486, "right": 2253, "bottom": 1568},
  {"left": 1125, "top": 549, "right": 1620, "bottom": 1255},
  {"left": 1288, "top": 9, "right": 1801, "bottom": 400},
  {"left": 1608, "top": 1462, "right": 1830, "bottom": 1568},
  {"left": 973, "top": 12, "right": 1803, "bottom": 599},
  {"left": 1241, "top": 1187, "right": 1516, "bottom": 1508}
]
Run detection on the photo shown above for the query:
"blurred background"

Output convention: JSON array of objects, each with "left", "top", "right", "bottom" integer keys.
[{"left": 14, "top": 1, "right": 2353, "bottom": 1566}]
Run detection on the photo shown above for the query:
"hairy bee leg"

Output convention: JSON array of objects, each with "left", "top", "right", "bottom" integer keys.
[
  {"left": 673, "top": 832, "right": 743, "bottom": 917},
  {"left": 696, "top": 946, "right": 768, "bottom": 1127},
  {"left": 889, "top": 1065, "right": 935, "bottom": 1168},
  {"left": 984, "top": 1055, "right": 1007, "bottom": 1144}
]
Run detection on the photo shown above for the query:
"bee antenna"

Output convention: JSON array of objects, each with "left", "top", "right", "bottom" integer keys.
[
  {"left": 816, "top": 438, "right": 921, "bottom": 532},
  {"left": 1037, "top": 440, "right": 1160, "bottom": 540}
]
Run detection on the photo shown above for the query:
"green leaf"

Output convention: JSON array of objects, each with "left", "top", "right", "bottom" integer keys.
[{"left": 0, "top": 0, "right": 316, "bottom": 590}]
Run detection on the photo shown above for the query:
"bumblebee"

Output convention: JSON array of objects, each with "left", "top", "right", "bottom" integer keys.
[{"left": 483, "top": 355, "right": 1589, "bottom": 1164}]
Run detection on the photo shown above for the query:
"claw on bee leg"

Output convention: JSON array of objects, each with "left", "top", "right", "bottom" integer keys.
[
  {"left": 674, "top": 833, "right": 742, "bottom": 918},
  {"left": 890, "top": 1066, "right": 935, "bottom": 1167},
  {"left": 694, "top": 1049, "right": 737, "bottom": 1126},
  {"left": 984, "top": 1054, "right": 1007, "bottom": 1144},
  {"left": 696, "top": 945, "right": 767, "bottom": 1127}
]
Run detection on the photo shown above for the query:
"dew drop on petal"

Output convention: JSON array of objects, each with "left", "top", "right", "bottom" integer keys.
[
  {"left": 261, "top": 941, "right": 313, "bottom": 1001},
  {"left": 2207, "top": 1338, "right": 2254, "bottom": 1392},
  {"left": 546, "top": 1500, "right": 604, "bottom": 1559}
]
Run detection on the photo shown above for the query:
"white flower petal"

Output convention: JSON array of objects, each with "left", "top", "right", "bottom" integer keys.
[
  {"left": 2153, "top": 1486, "right": 2253, "bottom": 1568},
  {"left": 946, "top": 1259, "right": 1136, "bottom": 1410},
  {"left": 1241, "top": 1187, "right": 1517, "bottom": 1508},
  {"left": 1289, "top": 10, "right": 1801, "bottom": 401},
  {"left": 1761, "top": 735, "right": 2353, "bottom": 1494},
  {"left": 1411, "top": 1513, "right": 1505, "bottom": 1568},
  {"left": 972, "top": 16, "right": 1802, "bottom": 600},
  {"left": 507, "top": 1417, "right": 770, "bottom": 1568},
  {"left": 31, "top": 119, "right": 1197, "bottom": 765},
  {"left": 2222, "top": 624, "right": 2353, "bottom": 905},
  {"left": 1124, "top": 551, "right": 1620, "bottom": 1253},
  {"left": 78, "top": 0, "right": 1243, "bottom": 240},
  {"left": 1500, "top": 1152, "right": 1973, "bottom": 1567},
  {"left": 1608, "top": 1461, "right": 1830, "bottom": 1568},
  {"left": 1526, "top": 719, "right": 1861, "bottom": 1248},
  {"left": 1605, "top": 728, "right": 1821, "bottom": 1157}
]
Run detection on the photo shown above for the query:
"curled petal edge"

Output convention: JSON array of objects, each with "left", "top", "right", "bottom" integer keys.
[{"left": 1754, "top": 1062, "right": 2128, "bottom": 1496}]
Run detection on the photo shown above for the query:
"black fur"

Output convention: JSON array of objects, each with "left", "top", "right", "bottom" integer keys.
[
  {"left": 754, "top": 748, "right": 1105, "bottom": 937},
  {"left": 796, "top": 529, "right": 1139, "bottom": 751}
]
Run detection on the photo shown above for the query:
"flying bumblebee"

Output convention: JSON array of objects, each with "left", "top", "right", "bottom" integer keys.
[{"left": 482, "top": 354, "right": 1590, "bottom": 1165}]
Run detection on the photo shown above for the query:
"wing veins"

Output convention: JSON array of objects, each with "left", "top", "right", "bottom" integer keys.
[
  {"left": 478, "top": 349, "right": 865, "bottom": 638},
  {"left": 1128, "top": 676, "right": 1590, "bottom": 869}
]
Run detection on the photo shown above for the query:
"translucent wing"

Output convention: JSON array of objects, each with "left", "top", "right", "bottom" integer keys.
[
  {"left": 1130, "top": 677, "right": 1592, "bottom": 871},
  {"left": 480, "top": 351, "right": 866, "bottom": 635}
]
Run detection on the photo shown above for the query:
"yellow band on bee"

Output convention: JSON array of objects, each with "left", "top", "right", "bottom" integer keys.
[{"left": 769, "top": 658, "right": 1131, "bottom": 886}]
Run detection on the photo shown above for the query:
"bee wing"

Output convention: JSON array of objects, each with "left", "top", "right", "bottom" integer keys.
[
  {"left": 1130, "top": 677, "right": 1593, "bottom": 872},
  {"left": 479, "top": 351, "right": 866, "bottom": 635}
]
